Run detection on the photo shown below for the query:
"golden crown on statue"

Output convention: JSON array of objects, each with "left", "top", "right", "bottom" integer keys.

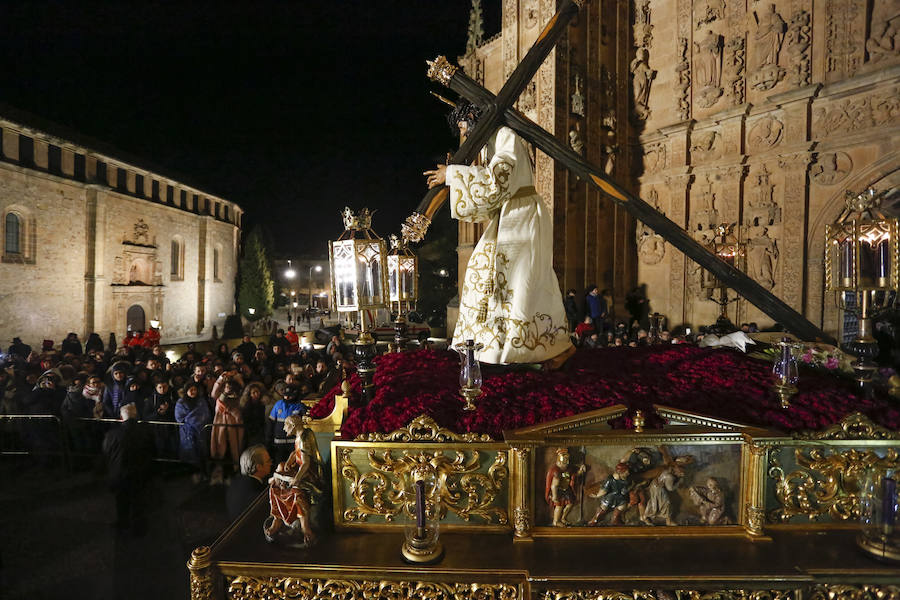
[{"left": 342, "top": 207, "right": 373, "bottom": 231}]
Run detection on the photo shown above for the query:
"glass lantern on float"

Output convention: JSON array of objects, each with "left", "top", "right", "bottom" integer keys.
[
  {"left": 329, "top": 207, "right": 389, "bottom": 403},
  {"left": 858, "top": 467, "right": 900, "bottom": 562},
  {"left": 387, "top": 234, "right": 419, "bottom": 352},
  {"left": 772, "top": 336, "right": 800, "bottom": 408},
  {"left": 701, "top": 223, "right": 745, "bottom": 328},
  {"left": 824, "top": 188, "right": 899, "bottom": 392}
]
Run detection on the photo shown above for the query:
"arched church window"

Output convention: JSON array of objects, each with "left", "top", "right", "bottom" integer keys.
[{"left": 5, "top": 213, "right": 20, "bottom": 254}]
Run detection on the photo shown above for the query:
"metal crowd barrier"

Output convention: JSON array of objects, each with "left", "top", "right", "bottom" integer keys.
[{"left": 0, "top": 414, "right": 188, "bottom": 468}]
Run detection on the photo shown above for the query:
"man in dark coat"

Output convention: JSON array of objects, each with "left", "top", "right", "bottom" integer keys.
[
  {"left": 226, "top": 444, "right": 272, "bottom": 520},
  {"left": 563, "top": 289, "right": 580, "bottom": 334},
  {"left": 61, "top": 333, "right": 83, "bottom": 356},
  {"left": 102, "top": 403, "right": 154, "bottom": 533},
  {"left": 235, "top": 335, "right": 257, "bottom": 363},
  {"left": 7, "top": 337, "right": 31, "bottom": 360}
]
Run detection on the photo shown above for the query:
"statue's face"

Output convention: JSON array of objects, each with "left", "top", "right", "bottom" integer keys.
[
  {"left": 457, "top": 120, "right": 470, "bottom": 139},
  {"left": 556, "top": 453, "right": 569, "bottom": 468}
]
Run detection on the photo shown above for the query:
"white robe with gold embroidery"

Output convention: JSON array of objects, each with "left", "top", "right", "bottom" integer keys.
[{"left": 447, "top": 126, "right": 572, "bottom": 364}]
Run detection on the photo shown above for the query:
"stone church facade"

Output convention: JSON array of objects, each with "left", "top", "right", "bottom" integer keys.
[
  {"left": 0, "top": 108, "right": 242, "bottom": 347},
  {"left": 461, "top": 0, "right": 899, "bottom": 337}
]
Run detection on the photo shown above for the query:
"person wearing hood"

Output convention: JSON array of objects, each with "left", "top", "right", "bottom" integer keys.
[
  {"left": 175, "top": 381, "right": 212, "bottom": 483},
  {"left": 123, "top": 376, "right": 148, "bottom": 418},
  {"left": 143, "top": 379, "right": 178, "bottom": 459},
  {"left": 102, "top": 362, "right": 131, "bottom": 418},
  {"left": 61, "top": 332, "right": 83, "bottom": 356},
  {"left": 84, "top": 332, "right": 104, "bottom": 355},
  {"left": 22, "top": 372, "right": 65, "bottom": 458}
]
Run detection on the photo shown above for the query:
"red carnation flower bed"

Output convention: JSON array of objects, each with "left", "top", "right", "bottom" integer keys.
[{"left": 309, "top": 345, "right": 900, "bottom": 440}]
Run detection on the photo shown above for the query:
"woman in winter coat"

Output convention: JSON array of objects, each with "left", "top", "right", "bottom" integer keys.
[
  {"left": 175, "top": 381, "right": 212, "bottom": 482},
  {"left": 209, "top": 375, "right": 244, "bottom": 481}
]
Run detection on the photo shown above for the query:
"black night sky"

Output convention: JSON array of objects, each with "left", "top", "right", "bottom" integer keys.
[{"left": 0, "top": 1, "right": 501, "bottom": 256}]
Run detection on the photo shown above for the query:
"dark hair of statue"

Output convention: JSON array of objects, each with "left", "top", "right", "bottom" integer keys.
[{"left": 447, "top": 101, "right": 483, "bottom": 136}]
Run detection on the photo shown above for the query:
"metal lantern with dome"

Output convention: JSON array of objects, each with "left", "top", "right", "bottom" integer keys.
[
  {"left": 825, "top": 188, "right": 899, "bottom": 390},
  {"left": 387, "top": 234, "right": 419, "bottom": 351},
  {"left": 328, "top": 207, "right": 389, "bottom": 402},
  {"left": 701, "top": 223, "right": 745, "bottom": 322}
]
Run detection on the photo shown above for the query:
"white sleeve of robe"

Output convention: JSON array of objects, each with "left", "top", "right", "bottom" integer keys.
[{"left": 446, "top": 127, "right": 518, "bottom": 223}]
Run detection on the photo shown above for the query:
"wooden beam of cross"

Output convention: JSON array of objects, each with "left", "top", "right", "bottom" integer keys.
[{"left": 403, "top": 0, "right": 834, "bottom": 345}]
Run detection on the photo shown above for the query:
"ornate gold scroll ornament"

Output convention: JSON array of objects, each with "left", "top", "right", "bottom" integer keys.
[
  {"left": 339, "top": 446, "right": 508, "bottom": 524},
  {"left": 229, "top": 577, "right": 520, "bottom": 600},
  {"left": 768, "top": 447, "right": 900, "bottom": 522}
]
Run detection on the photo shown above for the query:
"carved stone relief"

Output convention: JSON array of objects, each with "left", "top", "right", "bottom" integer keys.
[
  {"left": 690, "top": 129, "right": 722, "bottom": 163},
  {"left": 600, "top": 67, "right": 617, "bottom": 131},
  {"left": 675, "top": 37, "right": 691, "bottom": 120},
  {"left": 810, "top": 151, "right": 853, "bottom": 186},
  {"left": 786, "top": 9, "right": 812, "bottom": 87},
  {"left": 696, "top": 0, "right": 725, "bottom": 28},
  {"left": 693, "top": 173, "right": 719, "bottom": 226},
  {"left": 748, "top": 3, "right": 787, "bottom": 91},
  {"left": 747, "top": 114, "right": 784, "bottom": 150},
  {"left": 633, "top": 0, "right": 652, "bottom": 49},
  {"left": 694, "top": 29, "right": 724, "bottom": 108},
  {"left": 866, "top": 0, "right": 899, "bottom": 63},
  {"left": 637, "top": 188, "right": 666, "bottom": 265},
  {"left": 571, "top": 73, "right": 585, "bottom": 118},
  {"left": 643, "top": 142, "right": 667, "bottom": 174},
  {"left": 125, "top": 218, "right": 154, "bottom": 246},
  {"left": 519, "top": 81, "right": 537, "bottom": 116},
  {"left": 813, "top": 88, "right": 900, "bottom": 137},
  {"left": 725, "top": 35, "right": 746, "bottom": 105},
  {"left": 745, "top": 164, "right": 782, "bottom": 227},
  {"left": 569, "top": 126, "right": 584, "bottom": 155},
  {"left": 523, "top": 0, "right": 539, "bottom": 30}
]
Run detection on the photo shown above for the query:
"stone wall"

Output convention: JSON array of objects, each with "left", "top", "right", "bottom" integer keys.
[
  {"left": 467, "top": 0, "right": 900, "bottom": 337},
  {"left": 0, "top": 113, "right": 242, "bottom": 347}
]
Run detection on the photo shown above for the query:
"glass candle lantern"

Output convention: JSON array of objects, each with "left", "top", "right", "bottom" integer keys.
[
  {"left": 858, "top": 467, "right": 900, "bottom": 562},
  {"left": 329, "top": 207, "right": 389, "bottom": 328},
  {"left": 454, "top": 339, "right": 484, "bottom": 411},
  {"left": 401, "top": 461, "right": 443, "bottom": 564},
  {"left": 772, "top": 337, "right": 799, "bottom": 408}
]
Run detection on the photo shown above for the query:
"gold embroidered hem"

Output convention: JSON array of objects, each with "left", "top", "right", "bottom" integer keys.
[{"left": 447, "top": 127, "right": 572, "bottom": 365}]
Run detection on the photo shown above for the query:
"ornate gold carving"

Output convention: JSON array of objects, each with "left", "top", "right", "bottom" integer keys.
[
  {"left": 339, "top": 446, "right": 509, "bottom": 524},
  {"left": 188, "top": 546, "right": 213, "bottom": 600},
  {"left": 513, "top": 506, "right": 531, "bottom": 536},
  {"left": 807, "top": 585, "right": 900, "bottom": 600},
  {"left": 795, "top": 412, "right": 900, "bottom": 441},
  {"left": 401, "top": 212, "right": 432, "bottom": 243},
  {"left": 356, "top": 414, "right": 495, "bottom": 442},
  {"left": 229, "top": 577, "right": 520, "bottom": 600},
  {"left": 342, "top": 206, "right": 373, "bottom": 230},
  {"left": 426, "top": 56, "right": 459, "bottom": 86},
  {"left": 539, "top": 591, "right": 797, "bottom": 600},
  {"left": 767, "top": 446, "right": 900, "bottom": 523}
]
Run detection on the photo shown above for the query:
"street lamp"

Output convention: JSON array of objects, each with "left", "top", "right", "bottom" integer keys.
[
  {"left": 308, "top": 264, "right": 323, "bottom": 328},
  {"left": 285, "top": 259, "right": 296, "bottom": 280},
  {"left": 824, "top": 188, "right": 899, "bottom": 391}
]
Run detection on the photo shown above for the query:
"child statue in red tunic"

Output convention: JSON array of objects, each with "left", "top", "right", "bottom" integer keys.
[{"left": 263, "top": 415, "right": 324, "bottom": 546}]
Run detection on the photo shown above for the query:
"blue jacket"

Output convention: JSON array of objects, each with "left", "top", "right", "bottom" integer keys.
[{"left": 267, "top": 399, "right": 307, "bottom": 447}]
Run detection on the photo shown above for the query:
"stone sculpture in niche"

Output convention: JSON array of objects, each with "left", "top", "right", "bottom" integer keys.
[
  {"left": 749, "top": 3, "right": 786, "bottom": 91},
  {"left": 866, "top": 1, "right": 900, "bottom": 63},
  {"left": 810, "top": 152, "right": 853, "bottom": 186},
  {"left": 747, "top": 226, "right": 779, "bottom": 290},
  {"left": 569, "top": 127, "right": 584, "bottom": 155},
  {"left": 695, "top": 29, "right": 723, "bottom": 108},
  {"left": 630, "top": 47, "right": 656, "bottom": 120},
  {"left": 691, "top": 130, "right": 721, "bottom": 162},
  {"left": 696, "top": 0, "right": 725, "bottom": 28},
  {"left": 745, "top": 165, "right": 782, "bottom": 228}
]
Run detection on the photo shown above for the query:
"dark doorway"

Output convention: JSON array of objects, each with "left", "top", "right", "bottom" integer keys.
[{"left": 126, "top": 304, "right": 145, "bottom": 333}]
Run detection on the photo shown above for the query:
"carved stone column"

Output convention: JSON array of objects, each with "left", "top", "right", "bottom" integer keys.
[
  {"left": 509, "top": 445, "right": 533, "bottom": 540},
  {"left": 778, "top": 152, "right": 812, "bottom": 314},
  {"left": 187, "top": 545, "right": 215, "bottom": 600}
]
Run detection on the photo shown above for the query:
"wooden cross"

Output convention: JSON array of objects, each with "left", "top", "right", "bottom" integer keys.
[{"left": 405, "top": 0, "right": 833, "bottom": 344}]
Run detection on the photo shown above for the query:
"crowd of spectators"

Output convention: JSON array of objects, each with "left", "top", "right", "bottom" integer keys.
[{"left": 1, "top": 329, "right": 349, "bottom": 486}]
